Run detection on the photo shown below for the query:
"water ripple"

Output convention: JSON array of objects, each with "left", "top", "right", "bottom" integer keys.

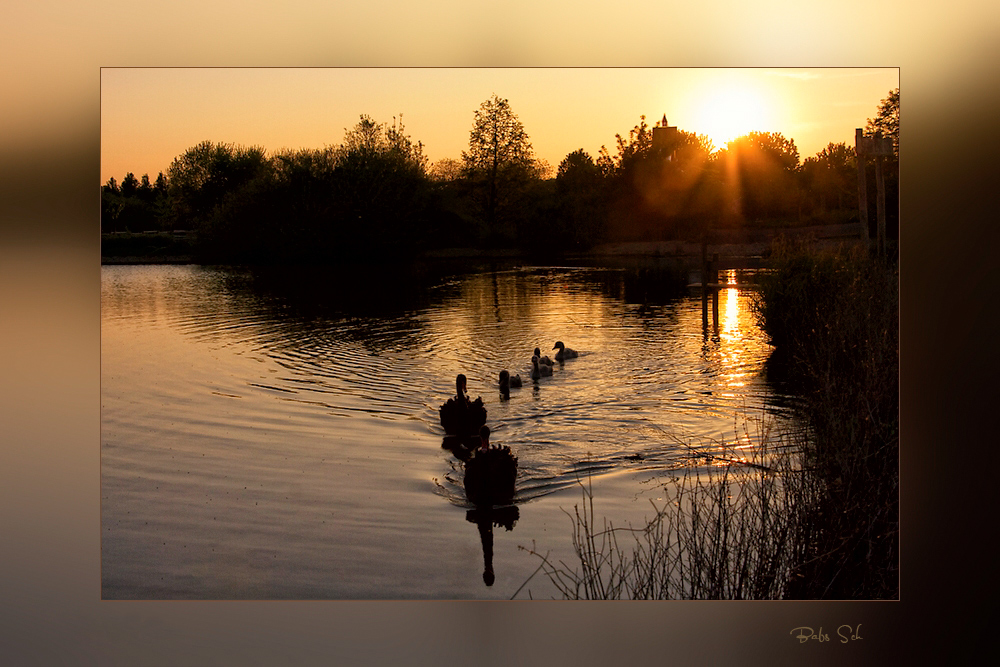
[{"left": 104, "top": 264, "right": 796, "bottom": 512}]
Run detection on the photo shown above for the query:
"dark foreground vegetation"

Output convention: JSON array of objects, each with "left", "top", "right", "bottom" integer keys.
[
  {"left": 520, "top": 240, "right": 898, "bottom": 600},
  {"left": 755, "top": 240, "right": 898, "bottom": 598},
  {"left": 102, "top": 90, "right": 899, "bottom": 264}
]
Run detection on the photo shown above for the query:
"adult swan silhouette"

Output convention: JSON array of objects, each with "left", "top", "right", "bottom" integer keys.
[
  {"left": 439, "top": 374, "right": 487, "bottom": 436},
  {"left": 463, "top": 425, "right": 518, "bottom": 508}
]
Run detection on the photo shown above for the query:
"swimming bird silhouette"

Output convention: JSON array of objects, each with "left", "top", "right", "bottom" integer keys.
[
  {"left": 533, "top": 347, "right": 555, "bottom": 367},
  {"left": 439, "top": 374, "right": 487, "bottom": 436},
  {"left": 463, "top": 425, "right": 517, "bottom": 508},
  {"left": 498, "top": 369, "right": 522, "bottom": 394},
  {"left": 530, "top": 355, "right": 553, "bottom": 380},
  {"left": 553, "top": 341, "right": 578, "bottom": 361}
]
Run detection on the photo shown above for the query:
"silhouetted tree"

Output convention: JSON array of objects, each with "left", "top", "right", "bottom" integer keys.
[
  {"left": 596, "top": 115, "right": 658, "bottom": 240},
  {"left": 596, "top": 115, "right": 655, "bottom": 177},
  {"left": 800, "top": 142, "right": 855, "bottom": 219},
  {"left": 425, "top": 157, "right": 480, "bottom": 247},
  {"left": 597, "top": 116, "right": 718, "bottom": 241},
  {"left": 101, "top": 177, "right": 123, "bottom": 232},
  {"left": 167, "top": 140, "right": 270, "bottom": 230},
  {"left": 328, "top": 114, "right": 432, "bottom": 255},
  {"left": 730, "top": 131, "right": 800, "bottom": 170},
  {"left": 553, "top": 149, "right": 605, "bottom": 248},
  {"left": 862, "top": 88, "right": 900, "bottom": 242},
  {"left": 120, "top": 172, "right": 139, "bottom": 198},
  {"left": 865, "top": 88, "right": 899, "bottom": 157},
  {"left": 557, "top": 149, "right": 600, "bottom": 183},
  {"left": 715, "top": 131, "right": 802, "bottom": 224},
  {"left": 462, "top": 95, "right": 537, "bottom": 240},
  {"left": 200, "top": 115, "right": 436, "bottom": 263},
  {"left": 429, "top": 158, "right": 464, "bottom": 183},
  {"left": 101, "top": 171, "right": 172, "bottom": 233}
]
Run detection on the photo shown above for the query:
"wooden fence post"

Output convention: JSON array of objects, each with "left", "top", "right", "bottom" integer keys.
[
  {"left": 857, "top": 128, "right": 893, "bottom": 258},
  {"left": 875, "top": 152, "right": 887, "bottom": 257},
  {"left": 701, "top": 239, "right": 709, "bottom": 329},
  {"left": 712, "top": 252, "right": 720, "bottom": 332},
  {"left": 855, "top": 128, "right": 870, "bottom": 251}
]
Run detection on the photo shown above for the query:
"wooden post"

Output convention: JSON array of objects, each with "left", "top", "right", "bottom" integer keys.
[
  {"left": 857, "top": 128, "right": 893, "bottom": 257},
  {"left": 855, "top": 128, "right": 870, "bottom": 251},
  {"left": 712, "top": 253, "right": 720, "bottom": 332},
  {"left": 701, "top": 240, "right": 709, "bottom": 329},
  {"left": 875, "top": 152, "right": 887, "bottom": 258}
]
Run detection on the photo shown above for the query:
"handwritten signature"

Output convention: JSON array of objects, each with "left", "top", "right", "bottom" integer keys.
[{"left": 790, "top": 625, "right": 863, "bottom": 644}]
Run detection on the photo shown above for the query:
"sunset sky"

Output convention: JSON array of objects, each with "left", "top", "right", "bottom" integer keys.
[{"left": 101, "top": 67, "right": 898, "bottom": 184}]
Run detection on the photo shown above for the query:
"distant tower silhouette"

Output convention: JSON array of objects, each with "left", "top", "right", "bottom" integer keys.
[{"left": 652, "top": 114, "right": 678, "bottom": 156}]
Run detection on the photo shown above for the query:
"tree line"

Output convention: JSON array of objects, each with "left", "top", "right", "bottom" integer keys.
[{"left": 101, "top": 90, "right": 899, "bottom": 263}]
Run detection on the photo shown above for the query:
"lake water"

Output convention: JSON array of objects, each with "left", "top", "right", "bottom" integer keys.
[{"left": 101, "top": 262, "right": 795, "bottom": 599}]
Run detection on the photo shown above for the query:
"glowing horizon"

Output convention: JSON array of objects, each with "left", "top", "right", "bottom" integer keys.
[{"left": 101, "top": 67, "right": 898, "bottom": 184}]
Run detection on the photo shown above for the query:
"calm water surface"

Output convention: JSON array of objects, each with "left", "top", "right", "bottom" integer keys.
[{"left": 101, "top": 263, "right": 794, "bottom": 599}]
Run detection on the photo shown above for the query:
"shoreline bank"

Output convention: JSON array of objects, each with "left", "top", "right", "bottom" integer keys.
[{"left": 101, "top": 221, "right": 864, "bottom": 266}]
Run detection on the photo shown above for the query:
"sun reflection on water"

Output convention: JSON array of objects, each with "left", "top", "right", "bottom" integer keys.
[{"left": 717, "top": 270, "right": 758, "bottom": 392}]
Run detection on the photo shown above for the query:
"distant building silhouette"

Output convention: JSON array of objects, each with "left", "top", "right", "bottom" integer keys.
[{"left": 652, "top": 114, "right": 678, "bottom": 157}]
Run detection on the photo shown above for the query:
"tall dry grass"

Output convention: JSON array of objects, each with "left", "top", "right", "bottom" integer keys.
[{"left": 518, "top": 413, "right": 824, "bottom": 600}]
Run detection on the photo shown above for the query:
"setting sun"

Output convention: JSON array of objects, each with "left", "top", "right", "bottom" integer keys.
[{"left": 692, "top": 84, "right": 774, "bottom": 151}]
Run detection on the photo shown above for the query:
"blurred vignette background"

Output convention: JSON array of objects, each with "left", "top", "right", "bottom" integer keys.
[{"left": 2, "top": 1, "right": 998, "bottom": 665}]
